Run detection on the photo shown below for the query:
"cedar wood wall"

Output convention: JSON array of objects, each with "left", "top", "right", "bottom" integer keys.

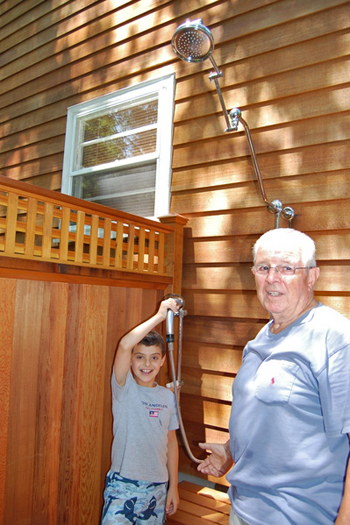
[
  {"left": 1, "top": 0, "right": 350, "bottom": 512},
  {"left": 0, "top": 279, "right": 165, "bottom": 525}
]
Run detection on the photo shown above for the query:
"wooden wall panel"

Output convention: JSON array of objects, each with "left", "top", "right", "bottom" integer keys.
[
  {"left": 5, "top": 280, "right": 45, "bottom": 524},
  {"left": 0, "top": 275, "right": 165, "bottom": 525},
  {"left": 33, "top": 282, "right": 68, "bottom": 525},
  {"left": 0, "top": 279, "right": 16, "bottom": 525}
]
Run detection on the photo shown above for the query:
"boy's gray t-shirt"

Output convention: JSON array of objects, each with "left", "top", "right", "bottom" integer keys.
[{"left": 111, "top": 370, "right": 178, "bottom": 482}]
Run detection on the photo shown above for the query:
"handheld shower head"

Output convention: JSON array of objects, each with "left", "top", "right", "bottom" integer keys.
[
  {"left": 166, "top": 309, "right": 175, "bottom": 343},
  {"left": 171, "top": 19, "right": 214, "bottom": 63},
  {"left": 164, "top": 293, "right": 185, "bottom": 343}
]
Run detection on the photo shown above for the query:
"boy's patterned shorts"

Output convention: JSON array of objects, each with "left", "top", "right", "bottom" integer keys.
[{"left": 101, "top": 470, "right": 167, "bottom": 525}]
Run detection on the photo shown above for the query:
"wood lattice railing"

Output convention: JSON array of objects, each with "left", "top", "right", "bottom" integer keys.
[{"left": 0, "top": 176, "right": 174, "bottom": 276}]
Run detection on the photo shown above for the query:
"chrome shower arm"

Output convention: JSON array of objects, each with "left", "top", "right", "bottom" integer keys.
[
  {"left": 208, "top": 55, "right": 223, "bottom": 78},
  {"left": 207, "top": 56, "right": 237, "bottom": 132},
  {"left": 228, "top": 108, "right": 295, "bottom": 226},
  {"left": 229, "top": 108, "right": 268, "bottom": 204}
]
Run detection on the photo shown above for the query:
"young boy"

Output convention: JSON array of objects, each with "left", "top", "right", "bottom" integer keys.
[{"left": 101, "top": 297, "right": 180, "bottom": 525}]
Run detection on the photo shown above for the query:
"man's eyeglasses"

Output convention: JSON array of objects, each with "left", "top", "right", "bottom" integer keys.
[{"left": 251, "top": 265, "right": 315, "bottom": 276}]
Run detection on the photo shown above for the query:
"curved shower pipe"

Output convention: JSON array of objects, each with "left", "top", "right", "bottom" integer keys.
[{"left": 171, "top": 19, "right": 295, "bottom": 228}]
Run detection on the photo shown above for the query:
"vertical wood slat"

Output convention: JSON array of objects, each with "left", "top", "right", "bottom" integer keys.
[
  {"left": 75, "top": 210, "right": 85, "bottom": 263},
  {"left": 57, "top": 284, "right": 85, "bottom": 525},
  {"left": 42, "top": 202, "right": 54, "bottom": 259},
  {"left": 102, "top": 218, "right": 112, "bottom": 267},
  {"left": 89, "top": 214, "right": 99, "bottom": 265},
  {"left": 4, "top": 193, "right": 18, "bottom": 255},
  {"left": 158, "top": 232, "right": 165, "bottom": 274},
  {"left": 115, "top": 221, "right": 124, "bottom": 268},
  {"left": 126, "top": 225, "right": 135, "bottom": 270},
  {"left": 148, "top": 230, "right": 155, "bottom": 273},
  {"left": 24, "top": 197, "right": 37, "bottom": 258},
  {"left": 4, "top": 280, "right": 44, "bottom": 524},
  {"left": 60, "top": 207, "right": 70, "bottom": 262},
  {"left": 138, "top": 227, "right": 146, "bottom": 271},
  {"left": 79, "top": 286, "right": 108, "bottom": 525},
  {"left": 32, "top": 282, "right": 68, "bottom": 524},
  {"left": 0, "top": 279, "right": 16, "bottom": 525}
]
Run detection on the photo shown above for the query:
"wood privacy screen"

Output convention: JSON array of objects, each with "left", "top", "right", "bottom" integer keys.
[
  {"left": 0, "top": 281, "right": 166, "bottom": 525},
  {"left": 0, "top": 175, "right": 173, "bottom": 276},
  {"left": 0, "top": 179, "right": 186, "bottom": 525}
]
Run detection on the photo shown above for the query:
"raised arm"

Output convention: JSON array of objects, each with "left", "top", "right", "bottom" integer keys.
[{"left": 113, "top": 297, "right": 179, "bottom": 386}]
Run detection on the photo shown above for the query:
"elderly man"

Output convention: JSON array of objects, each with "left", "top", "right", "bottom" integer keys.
[{"left": 198, "top": 229, "right": 350, "bottom": 525}]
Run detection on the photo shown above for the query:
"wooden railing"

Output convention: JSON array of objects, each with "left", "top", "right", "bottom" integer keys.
[{"left": 0, "top": 176, "right": 175, "bottom": 276}]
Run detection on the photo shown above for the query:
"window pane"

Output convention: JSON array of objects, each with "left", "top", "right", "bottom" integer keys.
[
  {"left": 81, "top": 129, "right": 157, "bottom": 168},
  {"left": 72, "top": 162, "right": 156, "bottom": 216},
  {"left": 83, "top": 100, "right": 158, "bottom": 141},
  {"left": 97, "top": 192, "right": 155, "bottom": 216}
]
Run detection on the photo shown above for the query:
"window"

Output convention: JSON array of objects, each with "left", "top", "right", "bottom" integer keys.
[{"left": 62, "top": 74, "right": 175, "bottom": 219}]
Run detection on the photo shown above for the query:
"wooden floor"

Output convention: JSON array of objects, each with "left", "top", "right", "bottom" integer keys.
[{"left": 166, "top": 481, "right": 230, "bottom": 525}]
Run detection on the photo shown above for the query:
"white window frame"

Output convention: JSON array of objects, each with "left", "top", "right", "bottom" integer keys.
[{"left": 61, "top": 74, "right": 175, "bottom": 219}]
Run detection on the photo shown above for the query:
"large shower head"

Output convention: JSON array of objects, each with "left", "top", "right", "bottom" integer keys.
[{"left": 171, "top": 19, "right": 214, "bottom": 63}]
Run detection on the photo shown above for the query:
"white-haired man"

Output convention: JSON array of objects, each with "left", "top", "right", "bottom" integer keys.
[{"left": 198, "top": 229, "right": 350, "bottom": 525}]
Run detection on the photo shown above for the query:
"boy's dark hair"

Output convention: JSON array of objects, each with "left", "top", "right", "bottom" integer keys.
[{"left": 138, "top": 330, "right": 166, "bottom": 356}]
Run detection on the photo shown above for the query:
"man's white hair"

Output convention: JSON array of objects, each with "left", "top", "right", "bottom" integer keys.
[{"left": 253, "top": 229, "right": 317, "bottom": 267}]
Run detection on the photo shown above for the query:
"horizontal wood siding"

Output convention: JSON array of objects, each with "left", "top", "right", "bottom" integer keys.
[
  {"left": 170, "top": 0, "right": 350, "bottom": 483},
  {"left": 1, "top": 0, "right": 350, "bottom": 497}
]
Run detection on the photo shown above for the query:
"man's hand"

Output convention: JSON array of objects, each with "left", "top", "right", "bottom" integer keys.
[{"left": 197, "top": 441, "right": 233, "bottom": 477}]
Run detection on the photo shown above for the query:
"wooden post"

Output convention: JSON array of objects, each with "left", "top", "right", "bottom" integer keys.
[
  {"left": 158, "top": 213, "right": 188, "bottom": 386},
  {"left": 159, "top": 213, "right": 188, "bottom": 297}
]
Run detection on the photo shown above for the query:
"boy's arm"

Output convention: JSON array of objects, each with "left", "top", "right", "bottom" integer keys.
[
  {"left": 165, "top": 429, "right": 179, "bottom": 516},
  {"left": 114, "top": 298, "right": 179, "bottom": 386}
]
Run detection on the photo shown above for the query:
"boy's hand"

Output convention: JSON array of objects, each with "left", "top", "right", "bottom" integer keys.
[
  {"left": 158, "top": 297, "right": 180, "bottom": 319},
  {"left": 165, "top": 485, "right": 179, "bottom": 516}
]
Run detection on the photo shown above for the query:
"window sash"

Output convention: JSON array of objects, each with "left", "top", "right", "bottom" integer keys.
[{"left": 62, "top": 75, "right": 175, "bottom": 219}]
